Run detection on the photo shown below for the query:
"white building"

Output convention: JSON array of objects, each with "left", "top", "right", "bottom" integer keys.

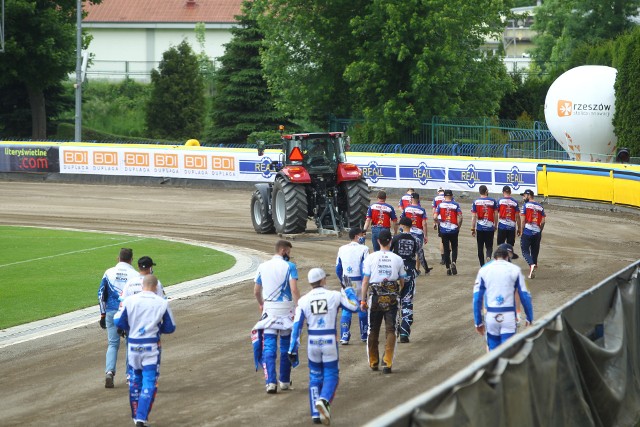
[{"left": 83, "top": 0, "right": 242, "bottom": 81}]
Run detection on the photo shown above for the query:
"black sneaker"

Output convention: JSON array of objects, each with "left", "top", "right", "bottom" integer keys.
[
  {"left": 439, "top": 258, "right": 446, "bottom": 265},
  {"left": 426, "top": 267, "right": 434, "bottom": 274},
  {"left": 312, "top": 417, "right": 322, "bottom": 425},
  {"left": 370, "top": 364, "right": 379, "bottom": 371},
  {"left": 315, "top": 398, "right": 331, "bottom": 425},
  {"left": 399, "top": 335, "right": 410, "bottom": 343},
  {"left": 447, "top": 268, "right": 452, "bottom": 276},
  {"left": 451, "top": 263, "right": 458, "bottom": 275},
  {"left": 383, "top": 366, "right": 392, "bottom": 374}
]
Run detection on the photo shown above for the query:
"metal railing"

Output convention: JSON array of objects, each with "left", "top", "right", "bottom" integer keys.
[{"left": 329, "top": 115, "right": 638, "bottom": 162}]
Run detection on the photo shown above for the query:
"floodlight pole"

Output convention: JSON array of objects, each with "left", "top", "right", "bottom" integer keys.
[{"left": 74, "top": 0, "right": 82, "bottom": 142}]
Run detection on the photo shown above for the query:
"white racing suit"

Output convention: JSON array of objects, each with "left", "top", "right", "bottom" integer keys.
[
  {"left": 473, "top": 259, "right": 533, "bottom": 350},
  {"left": 289, "top": 287, "right": 358, "bottom": 421},
  {"left": 118, "top": 274, "right": 167, "bottom": 382},
  {"left": 252, "top": 255, "right": 298, "bottom": 388},
  {"left": 115, "top": 291, "right": 176, "bottom": 425},
  {"left": 336, "top": 241, "right": 370, "bottom": 343},
  {"left": 97, "top": 261, "right": 138, "bottom": 376}
]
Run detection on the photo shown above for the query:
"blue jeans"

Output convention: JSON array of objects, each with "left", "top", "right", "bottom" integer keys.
[
  {"left": 520, "top": 233, "right": 542, "bottom": 266},
  {"left": 371, "top": 226, "right": 389, "bottom": 252},
  {"left": 105, "top": 310, "right": 122, "bottom": 374}
]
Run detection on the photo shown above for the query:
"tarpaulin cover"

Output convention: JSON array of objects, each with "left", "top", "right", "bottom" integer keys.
[{"left": 371, "top": 262, "right": 640, "bottom": 427}]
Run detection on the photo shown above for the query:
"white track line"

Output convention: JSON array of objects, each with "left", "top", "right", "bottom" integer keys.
[
  {"left": 0, "top": 228, "right": 269, "bottom": 349},
  {"left": 0, "top": 237, "right": 147, "bottom": 268}
]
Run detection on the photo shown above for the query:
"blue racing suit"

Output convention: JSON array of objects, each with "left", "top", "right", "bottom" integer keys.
[
  {"left": 115, "top": 290, "right": 176, "bottom": 425},
  {"left": 289, "top": 287, "right": 357, "bottom": 421}
]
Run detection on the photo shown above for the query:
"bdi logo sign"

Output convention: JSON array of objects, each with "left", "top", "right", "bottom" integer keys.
[
  {"left": 557, "top": 100, "right": 572, "bottom": 117},
  {"left": 185, "top": 155, "right": 207, "bottom": 170},
  {"left": 211, "top": 156, "right": 234, "bottom": 171},
  {"left": 154, "top": 153, "right": 178, "bottom": 169},
  {"left": 64, "top": 150, "right": 88, "bottom": 164},
  {"left": 93, "top": 152, "right": 118, "bottom": 166},
  {"left": 124, "top": 152, "right": 149, "bottom": 167}
]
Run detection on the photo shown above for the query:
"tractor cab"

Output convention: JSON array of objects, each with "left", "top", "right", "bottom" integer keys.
[{"left": 282, "top": 133, "right": 348, "bottom": 171}]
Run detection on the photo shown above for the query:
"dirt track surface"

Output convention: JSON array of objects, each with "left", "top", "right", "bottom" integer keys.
[{"left": 1, "top": 181, "right": 639, "bottom": 427}]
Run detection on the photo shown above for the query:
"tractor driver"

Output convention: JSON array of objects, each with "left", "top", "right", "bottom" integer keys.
[{"left": 304, "top": 140, "right": 334, "bottom": 166}]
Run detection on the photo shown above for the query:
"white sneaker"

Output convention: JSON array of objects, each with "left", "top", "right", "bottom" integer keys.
[
  {"left": 279, "top": 381, "right": 292, "bottom": 391},
  {"left": 339, "top": 340, "right": 349, "bottom": 345},
  {"left": 266, "top": 383, "right": 277, "bottom": 394},
  {"left": 315, "top": 398, "right": 331, "bottom": 425},
  {"left": 528, "top": 264, "right": 536, "bottom": 279}
]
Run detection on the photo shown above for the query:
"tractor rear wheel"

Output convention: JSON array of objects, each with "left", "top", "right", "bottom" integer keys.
[
  {"left": 340, "top": 180, "right": 370, "bottom": 228},
  {"left": 251, "top": 190, "right": 275, "bottom": 234},
  {"left": 272, "top": 178, "right": 308, "bottom": 234}
]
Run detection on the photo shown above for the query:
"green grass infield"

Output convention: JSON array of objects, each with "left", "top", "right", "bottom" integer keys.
[{"left": 0, "top": 226, "right": 236, "bottom": 329}]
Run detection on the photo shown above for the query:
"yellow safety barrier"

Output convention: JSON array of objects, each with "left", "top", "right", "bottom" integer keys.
[{"left": 538, "top": 159, "right": 640, "bottom": 208}]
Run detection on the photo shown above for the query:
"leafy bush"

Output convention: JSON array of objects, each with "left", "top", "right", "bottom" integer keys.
[{"left": 78, "top": 78, "right": 150, "bottom": 137}]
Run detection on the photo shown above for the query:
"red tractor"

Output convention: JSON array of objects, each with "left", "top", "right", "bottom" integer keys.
[{"left": 251, "top": 132, "right": 370, "bottom": 234}]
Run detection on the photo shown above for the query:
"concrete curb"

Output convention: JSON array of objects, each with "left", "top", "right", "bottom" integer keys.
[{"left": 0, "top": 237, "right": 267, "bottom": 349}]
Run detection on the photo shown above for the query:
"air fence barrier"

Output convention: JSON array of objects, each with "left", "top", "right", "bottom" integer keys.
[{"left": 366, "top": 260, "right": 640, "bottom": 427}]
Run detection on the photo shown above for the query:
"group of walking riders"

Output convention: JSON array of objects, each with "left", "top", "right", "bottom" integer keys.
[
  {"left": 251, "top": 185, "right": 544, "bottom": 425},
  {"left": 95, "top": 184, "right": 544, "bottom": 426}
]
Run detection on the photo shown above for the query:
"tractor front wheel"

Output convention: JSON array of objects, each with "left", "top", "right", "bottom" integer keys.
[{"left": 251, "top": 189, "right": 275, "bottom": 234}]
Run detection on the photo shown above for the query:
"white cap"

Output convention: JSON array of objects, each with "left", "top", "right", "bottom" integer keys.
[{"left": 308, "top": 268, "right": 327, "bottom": 283}]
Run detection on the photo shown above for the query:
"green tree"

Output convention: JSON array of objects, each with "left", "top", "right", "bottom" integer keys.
[
  {"left": 251, "top": 0, "right": 366, "bottom": 124},
  {"left": 146, "top": 40, "right": 205, "bottom": 141},
  {"left": 0, "top": 82, "right": 73, "bottom": 138},
  {"left": 566, "top": 39, "right": 616, "bottom": 70},
  {"left": 0, "top": 0, "right": 100, "bottom": 139},
  {"left": 194, "top": 22, "right": 216, "bottom": 93},
  {"left": 612, "top": 28, "right": 640, "bottom": 156},
  {"left": 499, "top": 72, "right": 548, "bottom": 121},
  {"left": 344, "top": 0, "right": 513, "bottom": 141},
  {"left": 206, "top": 0, "right": 285, "bottom": 146},
  {"left": 532, "top": 0, "right": 640, "bottom": 75}
]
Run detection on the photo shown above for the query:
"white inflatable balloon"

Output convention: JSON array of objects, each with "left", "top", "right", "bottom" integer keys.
[{"left": 544, "top": 65, "right": 617, "bottom": 162}]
